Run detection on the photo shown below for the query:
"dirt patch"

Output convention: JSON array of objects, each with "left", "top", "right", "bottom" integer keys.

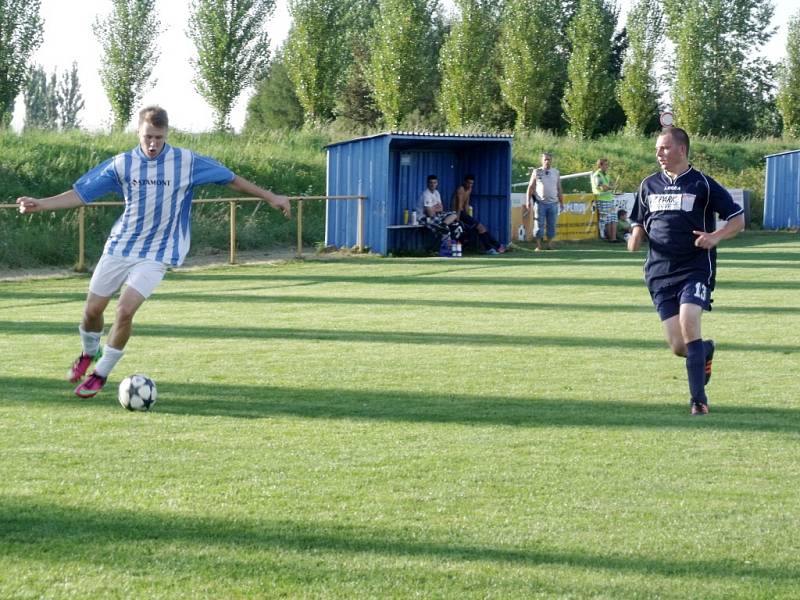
[{"left": 0, "top": 247, "right": 377, "bottom": 282}]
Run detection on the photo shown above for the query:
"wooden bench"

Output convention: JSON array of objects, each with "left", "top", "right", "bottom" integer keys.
[{"left": 386, "top": 224, "right": 437, "bottom": 254}]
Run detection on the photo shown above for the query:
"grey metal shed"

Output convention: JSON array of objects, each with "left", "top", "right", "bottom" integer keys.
[
  {"left": 764, "top": 149, "right": 800, "bottom": 229},
  {"left": 324, "top": 132, "right": 513, "bottom": 255}
]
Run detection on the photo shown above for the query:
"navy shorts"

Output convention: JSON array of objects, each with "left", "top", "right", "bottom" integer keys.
[{"left": 650, "top": 279, "right": 713, "bottom": 321}]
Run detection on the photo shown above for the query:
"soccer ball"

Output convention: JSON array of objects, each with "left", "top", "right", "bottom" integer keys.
[{"left": 118, "top": 374, "right": 157, "bottom": 411}]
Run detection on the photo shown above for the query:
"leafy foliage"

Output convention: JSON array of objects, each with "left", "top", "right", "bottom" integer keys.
[
  {"left": 0, "top": 0, "right": 43, "bottom": 128},
  {"left": 187, "top": 0, "right": 274, "bottom": 132},
  {"left": 497, "top": 0, "right": 564, "bottom": 130},
  {"left": 57, "top": 62, "right": 85, "bottom": 131},
  {"left": 24, "top": 62, "right": 84, "bottom": 131},
  {"left": 94, "top": 0, "right": 161, "bottom": 130},
  {"left": 439, "top": 0, "right": 504, "bottom": 130},
  {"left": 24, "top": 66, "right": 58, "bottom": 130},
  {"left": 665, "top": 0, "right": 776, "bottom": 137},
  {"left": 562, "top": 0, "right": 617, "bottom": 139},
  {"left": 244, "top": 49, "right": 304, "bottom": 131},
  {"left": 617, "top": 0, "right": 663, "bottom": 136},
  {"left": 368, "top": 0, "right": 442, "bottom": 129},
  {"left": 777, "top": 10, "right": 800, "bottom": 138},
  {"left": 284, "top": 0, "right": 352, "bottom": 123}
]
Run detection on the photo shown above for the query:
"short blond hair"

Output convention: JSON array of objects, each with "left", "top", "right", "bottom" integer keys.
[{"left": 138, "top": 105, "right": 169, "bottom": 129}]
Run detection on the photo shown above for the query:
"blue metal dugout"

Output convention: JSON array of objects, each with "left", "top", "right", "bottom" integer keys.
[
  {"left": 325, "top": 132, "right": 513, "bottom": 255},
  {"left": 764, "top": 149, "right": 800, "bottom": 229}
]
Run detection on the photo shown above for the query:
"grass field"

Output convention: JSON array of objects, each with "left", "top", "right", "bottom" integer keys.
[{"left": 1, "top": 232, "right": 799, "bottom": 598}]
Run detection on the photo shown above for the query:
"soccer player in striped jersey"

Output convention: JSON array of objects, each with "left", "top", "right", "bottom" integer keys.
[
  {"left": 627, "top": 127, "right": 744, "bottom": 415},
  {"left": 16, "top": 106, "right": 291, "bottom": 398}
]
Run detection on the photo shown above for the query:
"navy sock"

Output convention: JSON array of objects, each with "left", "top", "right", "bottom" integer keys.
[{"left": 686, "top": 339, "right": 708, "bottom": 404}]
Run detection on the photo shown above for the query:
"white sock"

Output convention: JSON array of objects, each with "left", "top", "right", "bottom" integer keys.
[
  {"left": 94, "top": 345, "right": 124, "bottom": 378},
  {"left": 79, "top": 326, "right": 102, "bottom": 356}
]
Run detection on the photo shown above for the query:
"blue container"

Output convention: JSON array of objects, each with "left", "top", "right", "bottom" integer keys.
[
  {"left": 764, "top": 149, "right": 800, "bottom": 229},
  {"left": 325, "top": 132, "right": 513, "bottom": 255}
]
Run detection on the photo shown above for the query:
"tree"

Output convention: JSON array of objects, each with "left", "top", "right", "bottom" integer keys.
[
  {"left": 334, "top": 0, "right": 381, "bottom": 128},
  {"left": 94, "top": 0, "right": 161, "bottom": 130},
  {"left": 57, "top": 62, "right": 85, "bottom": 130},
  {"left": 498, "top": 0, "right": 567, "bottom": 130},
  {"left": 244, "top": 48, "right": 304, "bottom": 131},
  {"left": 368, "top": 0, "right": 442, "bottom": 129},
  {"left": 24, "top": 65, "right": 57, "bottom": 130},
  {"left": 617, "top": 0, "right": 663, "bottom": 136},
  {"left": 561, "top": 0, "right": 617, "bottom": 139},
  {"left": 188, "top": 0, "right": 274, "bottom": 131},
  {"left": 665, "top": 0, "right": 776, "bottom": 137},
  {"left": 0, "top": 0, "right": 44, "bottom": 128},
  {"left": 439, "top": 0, "right": 503, "bottom": 129},
  {"left": 284, "top": 0, "right": 351, "bottom": 123},
  {"left": 777, "top": 10, "right": 800, "bottom": 137}
]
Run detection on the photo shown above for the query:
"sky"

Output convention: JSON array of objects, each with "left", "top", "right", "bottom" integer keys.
[{"left": 11, "top": 0, "right": 798, "bottom": 133}]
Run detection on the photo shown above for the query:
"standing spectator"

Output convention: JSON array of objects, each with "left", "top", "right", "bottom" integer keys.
[
  {"left": 418, "top": 174, "right": 463, "bottom": 248},
  {"left": 16, "top": 105, "right": 291, "bottom": 398},
  {"left": 525, "top": 152, "right": 564, "bottom": 251},
  {"left": 452, "top": 174, "right": 505, "bottom": 254},
  {"left": 592, "top": 158, "right": 618, "bottom": 242},
  {"left": 628, "top": 127, "right": 744, "bottom": 416}
]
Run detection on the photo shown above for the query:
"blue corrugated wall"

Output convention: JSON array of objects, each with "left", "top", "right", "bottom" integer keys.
[
  {"left": 326, "top": 134, "right": 512, "bottom": 254},
  {"left": 764, "top": 150, "right": 800, "bottom": 229}
]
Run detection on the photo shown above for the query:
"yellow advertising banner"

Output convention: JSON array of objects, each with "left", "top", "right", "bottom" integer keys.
[
  {"left": 558, "top": 193, "right": 599, "bottom": 241},
  {"left": 510, "top": 192, "right": 599, "bottom": 242}
]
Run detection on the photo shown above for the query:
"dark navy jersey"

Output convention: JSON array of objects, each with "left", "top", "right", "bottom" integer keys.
[{"left": 630, "top": 165, "right": 743, "bottom": 291}]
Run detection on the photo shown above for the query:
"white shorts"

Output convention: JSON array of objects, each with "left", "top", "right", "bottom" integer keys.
[{"left": 89, "top": 254, "right": 167, "bottom": 299}]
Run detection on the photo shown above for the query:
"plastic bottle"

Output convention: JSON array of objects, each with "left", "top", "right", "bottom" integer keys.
[{"left": 518, "top": 224, "right": 526, "bottom": 241}]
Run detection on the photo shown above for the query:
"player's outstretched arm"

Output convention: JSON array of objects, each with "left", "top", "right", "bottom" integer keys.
[
  {"left": 17, "top": 190, "right": 83, "bottom": 214},
  {"left": 228, "top": 175, "right": 291, "bottom": 218},
  {"left": 627, "top": 225, "right": 646, "bottom": 252}
]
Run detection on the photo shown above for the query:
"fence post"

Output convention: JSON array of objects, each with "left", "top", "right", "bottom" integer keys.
[
  {"left": 76, "top": 206, "right": 86, "bottom": 272},
  {"left": 296, "top": 200, "right": 303, "bottom": 257},
  {"left": 357, "top": 196, "right": 364, "bottom": 251},
  {"left": 229, "top": 200, "right": 237, "bottom": 265}
]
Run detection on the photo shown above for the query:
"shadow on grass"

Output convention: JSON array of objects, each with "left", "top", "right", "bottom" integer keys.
[
  {"left": 5, "top": 376, "right": 799, "bottom": 434},
  {"left": 2, "top": 320, "right": 799, "bottom": 354},
  {"left": 0, "top": 495, "right": 797, "bottom": 585}
]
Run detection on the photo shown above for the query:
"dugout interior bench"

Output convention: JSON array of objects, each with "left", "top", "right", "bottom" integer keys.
[{"left": 386, "top": 224, "right": 438, "bottom": 254}]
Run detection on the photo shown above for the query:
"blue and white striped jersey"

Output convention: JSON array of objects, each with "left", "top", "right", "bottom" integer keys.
[{"left": 73, "top": 143, "right": 235, "bottom": 266}]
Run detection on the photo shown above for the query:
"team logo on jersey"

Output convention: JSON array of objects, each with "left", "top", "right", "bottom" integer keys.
[
  {"left": 648, "top": 194, "right": 682, "bottom": 211},
  {"left": 648, "top": 193, "right": 696, "bottom": 212},
  {"left": 130, "top": 178, "right": 171, "bottom": 186}
]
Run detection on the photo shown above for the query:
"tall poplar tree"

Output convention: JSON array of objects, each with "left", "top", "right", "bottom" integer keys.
[
  {"left": 777, "top": 10, "right": 800, "bottom": 137},
  {"left": 188, "top": 0, "right": 274, "bottom": 131},
  {"left": 439, "top": 0, "right": 502, "bottom": 129},
  {"left": 561, "top": 0, "right": 617, "bottom": 139},
  {"left": 0, "top": 0, "right": 43, "bottom": 128},
  {"left": 57, "top": 62, "right": 85, "bottom": 130},
  {"left": 94, "top": 0, "right": 161, "bottom": 130},
  {"left": 617, "top": 0, "right": 662, "bottom": 136},
  {"left": 665, "top": 0, "right": 775, "bottom": 137},
  {"left": 284, "top": 0, "right": 350, "bottom": 123},
  {"left": 498, "top": 0, "right": 563, "bottom": 130},
  {"left": 369, "top": 0, "right": 441, "bottom": 129},
  {"left": 24, "top": 66, "right": 57, "bottom": 130}
]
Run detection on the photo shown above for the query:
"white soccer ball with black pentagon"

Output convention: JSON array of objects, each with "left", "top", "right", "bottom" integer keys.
[{"left": 118, "top": 374, "right": 157, "bottom": 411}]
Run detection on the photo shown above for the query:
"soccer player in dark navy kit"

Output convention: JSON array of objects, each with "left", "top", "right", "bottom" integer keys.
[{"left": 627, "top": 127, "right": 744, "bottom": 415}]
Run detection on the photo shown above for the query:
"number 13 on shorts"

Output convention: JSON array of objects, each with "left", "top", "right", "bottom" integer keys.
[{"left": 693, "top": 282, "right": 708, "bottom": 301}]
